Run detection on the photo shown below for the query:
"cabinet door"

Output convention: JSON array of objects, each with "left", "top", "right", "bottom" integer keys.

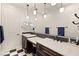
[
  {"left": 27, "top": 40, "right": 33, "bottom": 53},
  {"left": 36, "top": 43, "right": 63, "bottom": 56},
  {"left": 22, "top": 36, "right": 27, "bottom": 53},
  {"left": 22, "top": 36, "right": 25, "bottom": 49}
]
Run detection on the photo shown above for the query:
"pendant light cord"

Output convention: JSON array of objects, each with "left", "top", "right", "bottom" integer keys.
[
  {"left": 60, "top": 0, "right": 62, "bottom": 8},
  {"left": 34, "top": 4, "right": 37, "bottom": 18},
  {"left": 44, "top": 3, "right": 46, "bottom": 14},
  {"left": 27, "top": 4, "right": 29, "bottom": 16},
  {"left": 61, "top": 3, "right": 62, "bottom": 8},
  {"left": 34, "top": 4, "right": 36, "bottom": 10}
]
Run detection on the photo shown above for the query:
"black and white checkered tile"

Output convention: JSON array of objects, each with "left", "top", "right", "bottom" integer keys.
[{"left": 4, "top": 49, "right": 27, "bottom": 56}]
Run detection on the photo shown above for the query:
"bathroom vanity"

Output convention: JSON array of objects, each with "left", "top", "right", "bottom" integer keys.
[{"left": 22, "top": 32, "right": 79, "bottom": 56}]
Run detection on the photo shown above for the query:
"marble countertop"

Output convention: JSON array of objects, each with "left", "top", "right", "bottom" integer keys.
[
  {"left": 37, "top": 38, "right": 79, "bottom": 56},
  {"left": 27, "top": 37, "right": 45, "bottom": 44},
  {"left": 22, "top": 34, "right": 36, "bottom": 38},
  {"left": 22, "top": 34, "right": 79, "bottom": 56}
]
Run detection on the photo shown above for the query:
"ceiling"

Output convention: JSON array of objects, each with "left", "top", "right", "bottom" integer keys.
[
  {"left": 5, "top": 3, "right": 77, "bottom": 14},
  {"left": 9, "top": 3, "right": 74, "bottom": 8}
]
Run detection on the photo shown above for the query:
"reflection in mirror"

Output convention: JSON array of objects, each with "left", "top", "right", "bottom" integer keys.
[{"left": 21, "top": 21, "right": 35, "bottom": 32}]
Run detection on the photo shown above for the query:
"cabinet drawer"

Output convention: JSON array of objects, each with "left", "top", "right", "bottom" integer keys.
[{"left": 36, "top": 43, "right": 63, "bottom": 56}]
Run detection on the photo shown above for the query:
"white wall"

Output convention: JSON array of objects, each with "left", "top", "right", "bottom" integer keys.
[
  {"left": 0, "top": 4, "right": 1, "bottom": 25},
  {"left": 0, "top": 3, "right": 26, "bottom": 55},
  {"left": 0, "top": 3, "right": 2, "bottom": 55},
  {"left": 25, "top": 3, "right": 79, "bottom": 37}
]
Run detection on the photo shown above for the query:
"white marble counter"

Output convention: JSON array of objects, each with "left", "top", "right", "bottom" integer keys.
[
  {"left": 23, "top": 34, "right": 79, "bottom": 56},
  {"left": 37, "top": 38, "right": 79, "bottom": 56},
  {"left": 22, "top": 34, "right": 36, "bottom": 38},
  {"left": 27, "top": 37, "right": 45, "bottom": 44}
]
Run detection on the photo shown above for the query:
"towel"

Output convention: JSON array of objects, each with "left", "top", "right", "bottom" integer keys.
[
  {"left": 45, "top": 27, "right": 49, "bottom": 34},
  {"left": 0, "top": 26, "right": 4, "bottom": 44},
  {"left": 58, "top": 27, "right": 65, "bottom": 36}
]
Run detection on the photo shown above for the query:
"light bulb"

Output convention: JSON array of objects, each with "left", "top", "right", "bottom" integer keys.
[
  {"left": 44, "top": 14, "right": 46, "bottom": 18},
  {"left": 51, "top": 3, "right": 56, "bottom": 6},
  {"left": 33, "top": 10, "right": 37, "bottom": 15},
  {"left": 35, "top": 18, "right": 37, "bottom": 21},
  {"left": 26, "top": 23, "right": 28, "bottom": 26},
  {"left": 26, "top": 16, "right": 29, "bottom": 19},
  {"left": 59, "top": 7, "right": 64, "bottom": 13},
  {"left": 30, "top": 23, "right": 33, "bottom": 26}
]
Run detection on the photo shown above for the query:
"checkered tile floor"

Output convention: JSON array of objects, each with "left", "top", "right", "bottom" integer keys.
[{"left": 3, "top": 49, "right": 27, "bottom": 56}]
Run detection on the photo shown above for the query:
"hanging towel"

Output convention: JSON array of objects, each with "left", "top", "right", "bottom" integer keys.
[
  {"left": 0, "top": 26, "right": 4, "bottom": 44},
  {"left": 45, "top": 27, "right": 49, "bottom": 34},
  {"left": 58, "top": 27, "right": 65, "bottom": 36}
]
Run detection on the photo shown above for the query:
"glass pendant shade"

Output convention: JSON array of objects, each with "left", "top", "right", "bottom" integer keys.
[
  {"left": 26, "top": 15, "right": 29, "bottom": 19},
  {"left": 26, "top": 4, "right": 29, "bottom": 19},
  {"left": 59, "top": 2, "right": 64, "bottom": 13},
  {"left": 59, "top": 7, "right": 64, "bottom": 13},
  {"left": 33, "top": 4, "right": 37, "bottom": 15},
  {"left": 43, "top": 3, "right": 47, "bottom": 19},
  {"left": 33, "top": 10, "right": 37, "bottom": 15},
  {"left": 44, "top": 14, "right": 46, "bottom": 18}
]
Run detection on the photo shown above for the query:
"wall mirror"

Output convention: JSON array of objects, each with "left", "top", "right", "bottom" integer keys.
[{"left": 21, "top": 21, "right": 35, "bottom": 32}]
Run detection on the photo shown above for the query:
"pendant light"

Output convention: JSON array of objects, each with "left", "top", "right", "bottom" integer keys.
[
  {"left": 35, "top": 10, "right": 38, "bottom": 21},
  {"left": 59, "top": 2, "right": 64, "bottom": 13},
  {"left": 44, "top": 14, "right": 46, "bottom": 18},
  {"left": 33, "top": 4, "right": 38, "bottom": 21},
  {"left": 43, "top": 3, "right": 47, "bottom": 18},
  {"left": 26, "top": 4, "right": 29, "bottom": 19},
  {"left": 33, "top": 4, "right": 37, "bottom": 15}
]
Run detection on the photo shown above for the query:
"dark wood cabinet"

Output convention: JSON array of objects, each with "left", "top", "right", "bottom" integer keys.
[
  {"left": 22, "top": 34, "right": 63, "bottom": 56},
  {"left": 36, "top": 43, "right": 63, "bottom": 56},
  {"left": 22, "top": 35, "right": 27, "bottom": 53},
  {"left": 27, "top": 40, "right": 33, "bottom": 53},
  {"left": 22, "top": 35, "right": 34, "bottom": 54}
]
